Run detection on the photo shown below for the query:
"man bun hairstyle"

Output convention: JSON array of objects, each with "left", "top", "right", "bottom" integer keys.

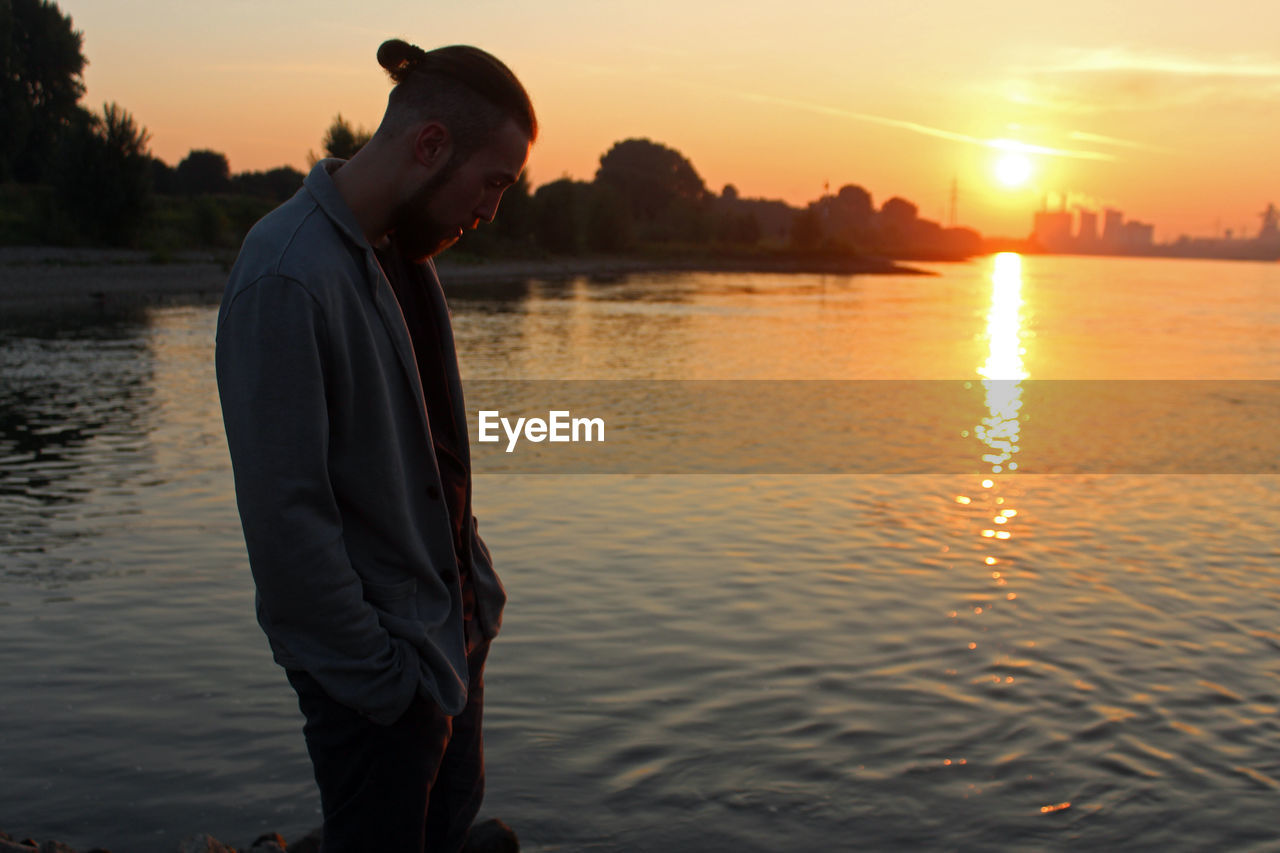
[
  {"left": 376, "top": 39, "right": 430, "bottom": 80},
  {"left": 376, "top": 39, "right": 537, "bottom": 161}
]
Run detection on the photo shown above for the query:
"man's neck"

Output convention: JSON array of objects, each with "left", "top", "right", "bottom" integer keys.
[{"left": 330, "top": 147, "right": 397, "bottom": 248}]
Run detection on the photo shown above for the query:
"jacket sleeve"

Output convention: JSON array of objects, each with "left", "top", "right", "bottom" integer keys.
[
  {"left": 469, "top": 514, "right": 506, "bottom": 640},
  {"left": 215, "top": 274, "right": 419, "bottom": 725}
]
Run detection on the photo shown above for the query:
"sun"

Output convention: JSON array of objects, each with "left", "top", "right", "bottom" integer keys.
[{"left": 995, "top": 152, "right": 1033, "bottom": 188}]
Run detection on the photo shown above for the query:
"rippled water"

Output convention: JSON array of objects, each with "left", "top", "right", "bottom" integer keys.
[{"left": 1, "top": 256, "right": 1278, "bottom": 851}]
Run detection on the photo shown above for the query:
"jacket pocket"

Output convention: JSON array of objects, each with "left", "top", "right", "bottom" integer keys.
[{"left": 362, "top": 577, "right": 418, "bottom": 620}]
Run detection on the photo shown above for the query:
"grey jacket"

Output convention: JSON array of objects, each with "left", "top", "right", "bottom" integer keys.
[{"left": 215, "top": 160, "right": 504, "bottom": 724}]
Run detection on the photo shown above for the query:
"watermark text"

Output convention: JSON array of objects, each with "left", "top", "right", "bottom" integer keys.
[{"left": 477, "top": 410, "right": 606, "bottom": 453}]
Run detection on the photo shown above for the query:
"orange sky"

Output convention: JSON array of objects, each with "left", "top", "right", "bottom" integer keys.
[{"left": 69, "top": 0, "right": 1280, "bottom": 240}]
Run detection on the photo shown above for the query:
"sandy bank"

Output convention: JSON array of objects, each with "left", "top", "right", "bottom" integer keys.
[
  {"left": 0, "top": 247, "right": 933, "bottom": 312},
  {"left": 0, "top": 248, "right": 230, "bottom": 312}
]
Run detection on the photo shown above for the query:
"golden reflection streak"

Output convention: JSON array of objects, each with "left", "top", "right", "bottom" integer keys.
[
  {"left": 976, "top": 253, "right": 1027, "bottom": 474},
  {"left": 958, "top": 254, "right": 1030, "bottom": 662}
]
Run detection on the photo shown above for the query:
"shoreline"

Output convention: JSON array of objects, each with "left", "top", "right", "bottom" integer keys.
[
  {"left": 0, "top": 247, "right": 936, "bottom": 311},
  {"left": 434, "top": 252, "right": 936, "bottom": 283},
  {"left": 0, "top": 827, "right": 319, "bottom": 853},
  {"left": 0, "top": 247, "right": 231, "bottom": 312}
]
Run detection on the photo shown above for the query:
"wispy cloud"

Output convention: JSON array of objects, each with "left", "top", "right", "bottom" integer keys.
[
  {"left": 1068, "top": 130, "right": 1175, "bottom": 154},
  {"left": 740, "top": 92, "right": 978, "bottom": 144},
  {"left": 738, "top": 91, "right": 1115, "bottom": 161},
  {"left": 1008, "top": 49, "right": 1280, "bottom": 113},
  {"left": 1031, "top": 50, "right": 1280, "bottom": 78},
  {"left": 989, "top": 137, "right": 1115, "bottom": 161}
]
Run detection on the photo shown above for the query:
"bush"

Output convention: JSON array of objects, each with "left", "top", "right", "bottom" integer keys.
[
  {"left": 531, "top": 179, "right": 586, "bottom": 254},
  {"left": 53, "top": 103, "right": 152, "bottom": 246},
  {"left": 585, "top": 185, "right": 633, "bottom": 252},
  {"left": 0, "top": 183, "right": 73, "bottom": 244}
]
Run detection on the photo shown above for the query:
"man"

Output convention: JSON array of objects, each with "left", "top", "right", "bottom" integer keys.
[{"left": 216, "top": 39, "right": 535, "bottom": 852}]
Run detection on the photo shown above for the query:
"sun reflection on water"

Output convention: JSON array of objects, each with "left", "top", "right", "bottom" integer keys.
[
  {"left": 976, "top": 252, "right": 1027, "bottom": 475},
  {"left": 953, "top": 254, "right": 1032, "bottom": 684}
]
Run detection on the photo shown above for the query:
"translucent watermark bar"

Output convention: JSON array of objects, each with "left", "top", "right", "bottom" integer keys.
[{"left": 462, "top": 380, "right": 1280, "bottom": 474}]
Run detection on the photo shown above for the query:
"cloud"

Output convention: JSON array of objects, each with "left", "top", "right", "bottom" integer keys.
[
  {"left": 1009, "top": 49, "right": 1280, "bottom": 113},
  {"left": 737, "top": 92, "right": 1114, "bottom": 161},
  {"left": 1067, "top": 131, "right": 1176, "bottom": 155},
  {"left": 1031, "top": 50, "right": 1280, "bottom": 78},
  {"left": 989, "top": 137, "right": 1115, "bottom": 161}
]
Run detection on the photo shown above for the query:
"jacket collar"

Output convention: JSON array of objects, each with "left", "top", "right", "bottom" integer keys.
[
  {"left": 305, "top": 158, "right": 396, "bottom": 296},
  {"left": 303, "top": 158, "right": 375, "bottom": 254},
  {"left": 303, "top": 160, "right": 465, "bottom": 470}
]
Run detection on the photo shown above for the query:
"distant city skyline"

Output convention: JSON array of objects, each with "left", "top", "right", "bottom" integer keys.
[
  {"left": 66, "top": 0, "right": 1280, "bottom": 239},
  {"left": 1031, "top": 200, "right": 1280, "bottom": 260}
]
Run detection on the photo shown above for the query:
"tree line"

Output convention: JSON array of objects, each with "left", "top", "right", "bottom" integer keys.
[
  {"left": 1, "top": 0, "right": 980, "bottom": 261},
  {"left": 473, "top": 137, "right": 981, "bottom": 261},
  {"left": 0, "top": 0, "right": 307, "bottom": 249}
]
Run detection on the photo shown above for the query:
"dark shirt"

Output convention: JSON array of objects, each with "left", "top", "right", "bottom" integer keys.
[{"left": 378, "top": 246, "right": 475, "bottom": 624}]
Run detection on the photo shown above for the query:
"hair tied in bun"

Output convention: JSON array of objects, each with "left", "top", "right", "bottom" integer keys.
[{"left": 377, "top": 38, "right": 429, "bottom": 82}]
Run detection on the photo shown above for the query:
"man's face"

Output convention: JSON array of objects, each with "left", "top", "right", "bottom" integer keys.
[{"left": 393, "top": 119, "right": 530, "bottom": 262}]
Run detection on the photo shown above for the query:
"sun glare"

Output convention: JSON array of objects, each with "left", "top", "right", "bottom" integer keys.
[{"left": 995, "top": 152, "right": 1032, "bottom": 188}]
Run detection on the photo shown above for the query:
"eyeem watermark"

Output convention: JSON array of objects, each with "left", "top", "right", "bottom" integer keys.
[
  {"left": 466, "top": 380, "right": 1280, "bottom": 473},
  {"left": 477, "top": 409, "right": 606, "bottom": 453}
]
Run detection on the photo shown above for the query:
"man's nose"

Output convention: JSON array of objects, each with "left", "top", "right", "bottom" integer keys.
[{"left": 475, "top": 191, "right": 504, "bottom": 223}]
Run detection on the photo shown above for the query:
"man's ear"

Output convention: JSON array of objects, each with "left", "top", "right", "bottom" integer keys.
[{"left": 412, "top": 122, "right": 452, "bottom": 172}]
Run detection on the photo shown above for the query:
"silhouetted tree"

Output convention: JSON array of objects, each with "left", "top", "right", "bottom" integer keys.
[
  {"left": 190, "top": 196, "right": 230, "bottom": 246},
  {"left": 790, "top": 206, "right": 823, "bottom": 251},
  {"left": 53, "top": 102, "right": 151, "bottom": 245},
  {"left": 491, "top": 172, "right": 533, "bottom": 242},
  {"left": 910, "top": 218, "right": 943, "bottom": 247},
  {"left": 311, "top": 113, "right": 373, "bottom": 163},
  {"left": 811, "top": 183, "right": 876, "bottom": 249},
  {"left": 1, "top": 0, "right": 86, "bottom": 182},
  {"left": 658, "top": 197, "right": 712, "bottom": 244},
  {"left": 715, "top": 191, "right": 794, "bottom": 244},
  {"left": 147, "top": 156, "right": 175, "bottom": 194},
  {"left": 836, "top": 184, "right": 873, "bottom": 218},
  {"left": 531, "top": 178, "right": 586, "bottom": 253},
  {"left": 232, "top": 166, "right": 305, "bottom": 202},
  {"left": 594, "top": 138, "right": 708, "bottom": 223},
  {"left": 938, "top": 227, "right": 982, "bottom": 257},
  {"left": 878, "top": 196, "right": 919, "bottom": 249},
  {"left": 585, "top": 184, "right": 633, "bottom": 252},
  {"left": 713, "top": 210, "right": 760, "bottom": 246},
  {"left": 175, "top": 149, "right": 231, "bottom": 195},
  {"left": 879, "top": 196, "right": 918, "bottom": 230}
]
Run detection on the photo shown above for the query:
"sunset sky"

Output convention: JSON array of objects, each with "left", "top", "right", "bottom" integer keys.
[{"left": 70, "top": 0, "right": 1279, "bottom": 240}]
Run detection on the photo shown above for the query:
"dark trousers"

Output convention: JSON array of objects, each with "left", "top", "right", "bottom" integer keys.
[{"left": 286, "top": 639, "right": 489, "bottom": 853}]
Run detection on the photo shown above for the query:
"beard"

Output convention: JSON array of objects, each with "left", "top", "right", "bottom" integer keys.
[{"left": 389, "top": 161, "right": 463, "bottom": 263}]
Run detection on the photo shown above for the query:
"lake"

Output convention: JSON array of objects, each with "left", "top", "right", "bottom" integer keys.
[{"left": 1, "top": 254, "right": 1278, "bottom": 851}]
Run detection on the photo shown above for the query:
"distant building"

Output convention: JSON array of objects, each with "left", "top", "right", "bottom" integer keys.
[
  {"left": 1123, "top": 220, "right": 1154, "bottom": 248},
  {"left": 1102, "top": 208, "right": 1124, "bottom": 245},
  {"left": 1033, "top": 210, "right": 1073, "bottom": 250},
  {"left": 1077, "top": 210, "right": 1098, "bottom": 245},
  {"left": 1025, "top": 200, "right": 1279, "bottom": 260}
]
